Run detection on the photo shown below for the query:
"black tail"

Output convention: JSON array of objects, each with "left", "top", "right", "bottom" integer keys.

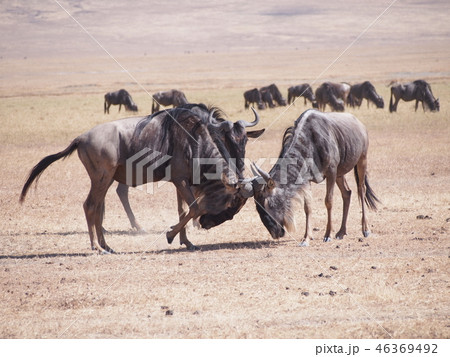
[
  {"left": 20, "top": 139, "right": 80, "bottom": 203},
  {"left": 389, "top": 88, "right": 395, "bottom": 113},
  {"left": 354, "top": 167, "right": 380, "bottom": 211}
]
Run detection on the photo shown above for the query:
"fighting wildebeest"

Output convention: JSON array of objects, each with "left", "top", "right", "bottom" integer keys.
[
  {"left": 260, "top": 87, "right": 275, "bottom": 108},
  {"left": 151, "top": 89, "right": 189, "bottom": 113},
  {"left": 243, "top": 88, "right": 265, "bottom": 110},
  {"left": 104, "top": 89, "right": 138, "bottom": 114},
  {"left": 260, "top": 84, "right": 287, "bottom": 106},
  {"left": 287, "top": 84, "right": 316, "bottom": 106},
  {"left": 389, "top": 80, "right": 439, "bottom": 112},
  {"left": 20, "top": 104, "right": 264, "bottom": 253},
  {"left": 251, "top": 109, "right": 379, "bottom": 246},
  {"left": 315, "top": 82, "right": 345, "bottom": 111},
  {"left": 347, "top": 81, "right": 384, "bottom": 109}
]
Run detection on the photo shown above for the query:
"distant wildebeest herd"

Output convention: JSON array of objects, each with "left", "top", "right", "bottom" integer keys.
[
  {"left": 19, "top": 78, "right": 439, "bottom": 253},
  {"left": 244, "top": 79, "right": 439, "bottom": 113}
]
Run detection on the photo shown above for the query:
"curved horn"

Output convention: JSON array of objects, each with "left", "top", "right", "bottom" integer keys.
[
  {"left": 236, "top": 107, "right": 260, "bottom": 128},
  {"left": 251, "top": 162, "right": 271, "bottom": 183}
]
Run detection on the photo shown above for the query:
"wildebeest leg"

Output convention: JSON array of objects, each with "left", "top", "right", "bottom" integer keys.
[
  {"left": 323, "top": 174, "right": 336, "bottom": 242},
  {"left": 335, "top": 176, "right": 352, "bottom": 239},
  {"left": 84, "top": 181, "right": 115, "bottom": 254},
  {"left": 356, "top": 157, "right": 370, "bottom": 238},
  {"left": 415, "top": 100, "right": 419, "bottom": 112},
  {"left": 176, "top": 192, "right": 197, "bottom": 250},
  {"left": 166, "top": 179, "right": 199, "bottom": 247},
  {"left": 118, "top": 104, "right": 122, "bottom": 113},
  {"left": 116, "top": 183, "right": 144, "bottom": 232},
  {"left": 299, "top": 184, "right": 313, "bottom": 247}
]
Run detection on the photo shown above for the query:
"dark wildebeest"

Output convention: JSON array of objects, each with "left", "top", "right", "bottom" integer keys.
[
  {"left": 151, "top": 89, "right": 189, "bottom": 113},
  {"left": 315, "top": 82, "right": 345, "bottom": 112},
  {"left": 244, "top": 88, "right": 265, "bottom": 110},
  {"left": 347, "top": 81, "right": 384, "bottom": 109},
  {"left": 104, "top": 89, "right": 138, "bottom": 114},
  {"left": 251, "top": 109, "right": 379, "bottom": 246},
  {"left": 389, "top": 80, "right": 439, "bottom": 113},
  {"left": 260, "top": 87, "right": 275, "bottom": 108},
  {"left": 287, "top": 84, "right": 316, "bottom": 107},
  {"left": 20, "top": 104, "right": 264, "bottom": 253},
  {"left": 260, "top": 84, "right": 287, "bottom": 106}
]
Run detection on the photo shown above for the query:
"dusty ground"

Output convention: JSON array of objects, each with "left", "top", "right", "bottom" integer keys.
[{"left": 0, "top": 0, "right": 449, "bottom": 339}]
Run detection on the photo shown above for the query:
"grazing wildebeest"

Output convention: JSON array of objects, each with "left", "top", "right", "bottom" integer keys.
[
  {"left": 104, "top": 89, "right": 138, "bottom": 114},
  {"left": 287, "top": 84, "right": 316, "bottom": 107},
  {"left": 260, "top": 84, "right": 287, "bottom": 106},
  {"left": 347, "top": 81, "right": 384, "bottom": 109},
  {"left": 151, "top": 89, "right": 189, "bottom": 113},
  {"left": 315, "top": 82, "right": 345, "bottom": 111},
  {"left": 251, "top": 109, "right": 379, "bottom": 246},
  {"left": 244, "top": 88, "right": 265, "bottom": 110},
  {"left": 260, "top": 87, "right": 275, "bottom": 108},
  {"left": 20, "top": 104, "right": 264, "bottom": 253},
  {"left": 389, "top": 80, "right": 439, "bottom": 113}
]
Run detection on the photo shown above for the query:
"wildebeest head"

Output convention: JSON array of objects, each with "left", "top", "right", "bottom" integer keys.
[{"left": 251, "top": 164, "right": 289, "bottom": 239}]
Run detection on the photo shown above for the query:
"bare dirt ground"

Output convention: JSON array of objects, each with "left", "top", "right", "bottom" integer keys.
[{"left": 0, "top": 0, "right": 449, "bottom": 339}]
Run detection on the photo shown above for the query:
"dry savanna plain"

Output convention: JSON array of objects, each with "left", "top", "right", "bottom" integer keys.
[{"left": 0, "top": 0, "right": 449, "bottom": 339}]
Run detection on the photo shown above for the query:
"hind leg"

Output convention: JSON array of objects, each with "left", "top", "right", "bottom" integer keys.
[
  {"left": 116, "top": 183, "right": 144, "bottom": 232},
  {"left": 84, "top": 178, "right": 115, "bottom": 253},
  {"left": 176, "top": 192, "right": 197, "bottom": 251},
  {"left": 356, "top": 157, "right": 370, "bottom": 237},
  {"left": 335, "top": 176, "right": 352, "bottom": 239}
]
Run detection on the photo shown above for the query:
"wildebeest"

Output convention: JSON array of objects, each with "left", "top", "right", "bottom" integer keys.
[
  {"left": 287, "top": 84, "right": 316, "bottom": 106},
  {"left": 260, "top": 87, "right": 275, "bottom": 108},
  {"left": 347, "top": 81, "right": 384, "bottom": 109},
  {"left": 315, "top": 82, "right": 345, "bottom": 111},
  {"left": 104, "top": 89, "right": 138, "bottom": 114},
  {"left": 251, "top": 109, "right": 379, "bottom": 246},
  {"left": 244, "top": 88, "right": 265, "bottom": 110},
  {"left": 260, "top": 84, "right": 287, "bottom": 106},
  {"left": 20, "top": 104, "right": 264, "bottom": 253},
  {"left": 389, "top": 80, "right": 439, "bottom": 112},
  {"left": 151, "top": 89, "right": 189, "bottom": 113}
]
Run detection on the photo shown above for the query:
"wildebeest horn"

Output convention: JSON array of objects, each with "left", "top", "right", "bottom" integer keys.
[
  {"left": 208, "top": 109, "right": 233, "bottom": 132},
  {"left": 237, "top": 107, "right": 260, "bottom": 128},
  {"left": 238, "top": 177, "right": 255, "bottom": 198},
  {"left": 251, "top": 162, "right": 271, "bottom": 182}
]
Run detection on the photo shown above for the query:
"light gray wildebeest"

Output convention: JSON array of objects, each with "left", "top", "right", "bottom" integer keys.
[
  {"left": 20, "top": 104, "right": 264, "bottom": 253},
  {"left": 104, "top": 89, "right": 138, "bottom": 114},
  {"left": 389, "top": 80, "right": 439, "bottom": 113},
  {"left": 260, "top": 84, "right": 287, "bottom": 106},
  {"left": 315, "top": 82, "right": 345, "bottom": 111},
  {"left": 287, "top": 84, "right": 316, "bottom": 106},
  {"left": 244, "top": 88, "right": 265, "bottom": 110},
  {"left": 251, "top": 109, "right": 380, "bottom": 247},
  {"left": 347, "top": 81, "right": 384, "bottom": 109},
  {"left": 151, "top": 89, "right": 189, "bottom": 113}
]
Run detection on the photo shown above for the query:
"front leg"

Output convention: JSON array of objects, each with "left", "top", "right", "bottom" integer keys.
[
  {"left": 323, "top": 174, "right": 336, "bottom": 242},
  {"left": 299, "top": 184, "right": 313, "bottom": 247},
  {"left": 176, "top": 191, "right": 198, "bottom": 250},
  {"left": 166, "top": 178, "right": 200, "bottom": 246}
]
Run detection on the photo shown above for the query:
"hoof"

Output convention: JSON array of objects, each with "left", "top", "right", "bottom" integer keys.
[
  {"left": 299, "top": 241, "right": 309, "bottom": 247},
  {"left": 335, "top": 235, "right": 345, "bottom": 240},
  {"left": 166, "top": 231, "right": 175, "bottom": 245},
  {"left": 187, "top": 244, "right": 200, "bottom": 252},
  {"left": 137, "top": 228, "right": 147, "bottom": 234},
  {"left": 363, "top": 230, "right": 371, "bottom": 238},
  {"left": 323, "top": 237, "right": 332, "bottom": 243}
]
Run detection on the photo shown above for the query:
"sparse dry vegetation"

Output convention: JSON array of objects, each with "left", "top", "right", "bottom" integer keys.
[{"left": 0, "top": 0, "right": 449, "bottom": 339}]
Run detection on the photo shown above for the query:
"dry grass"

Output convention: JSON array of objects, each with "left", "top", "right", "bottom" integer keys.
[{"left": 1, "top": 0, "right": 449, "bottom": 339}]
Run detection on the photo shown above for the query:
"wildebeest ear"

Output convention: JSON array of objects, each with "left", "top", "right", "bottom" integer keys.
[
  {"left": 246, "top": 129, "right": 265, "bottom": 138},
  {"left": 267, "top": 178, "right": 275, "bottom": 190}
]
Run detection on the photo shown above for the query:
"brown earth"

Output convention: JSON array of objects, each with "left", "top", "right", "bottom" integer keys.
[{"left": 0, "top": 0, "right": 449, "bottom": 338}]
